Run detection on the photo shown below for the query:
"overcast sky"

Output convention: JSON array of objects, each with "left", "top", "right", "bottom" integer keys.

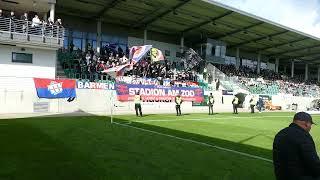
[{"left": 211, "top": 0, "right": 320, "bottom": 38}]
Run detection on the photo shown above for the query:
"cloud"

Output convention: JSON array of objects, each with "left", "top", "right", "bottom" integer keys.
[{"left": 211, "top": 0, "right": 320, "bottom": 38}]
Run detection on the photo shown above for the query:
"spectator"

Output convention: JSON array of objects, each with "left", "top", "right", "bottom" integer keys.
[
  {"left": 208, "top": 73, "right": 213, "bottom": 84},
  {"left": 47, "top": 17, "right": 54, "bottom": 26},
  {"left": 273, "top": 112, "right": 320, "bottom": 180},
  {"left": 54, "top": 18, "right": 63, "bottom": 37},
  {"left": 69, "top": 42, "right": 74, "bottom": 52},
  {"left": 55, "top": 18, "right": 62, "bottom": 27},
  {"left": 0, "top": 9, "right": 3, "bottom": 18},
  {"left": 9, "top": 11, "right": 15, "bottom": 20},
  {"left": 31, "top": 15, "right": 41, "bottom": 35},
  {"left": 203, "top": 67, "right": 207, "bottom": 80},
  {"left": 87, "top": 43, "right": 92, "bottom": 52},
  {"left": 31, "top": 14, "right": 41, "bottom": 27},
  {"left": 20, "top": 12, "right": 28, "bottom": 21},
  {"left": 20, "top": 12, "right": 28, "bottom": 33},
  {"left": 45, "top": 17, "right": 54, "bottom": 36},
  {"left": 257, "top": 97, "right": 264, "bottom": 113},
  {"left": 88, "top": 61, "right": 97, "bottom": 81},
  {"left": 9, "top": 11, "right": 16, "bottom": 32},
  {"left": 216, "top": 79, "right": 220, "bottom": 90}
]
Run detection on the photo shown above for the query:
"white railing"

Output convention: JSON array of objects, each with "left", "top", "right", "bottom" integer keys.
[
  {"left": 0, "top": 17, "right": 64, "bottom": 47},
  {"left": 206, "top": 63, "right": 249, "bottom": 92}
]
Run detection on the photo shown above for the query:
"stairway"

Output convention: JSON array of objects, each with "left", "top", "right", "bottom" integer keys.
[
  {"left": 206, "top": 63, "right": 248, "bottom": 93},
  {"left": 56, "top": 60, "right": 67, "bottom": 79}
]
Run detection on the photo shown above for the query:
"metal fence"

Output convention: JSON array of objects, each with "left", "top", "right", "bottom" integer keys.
[
  {"left": 206, "top": 63, "right": 249, "bottom": 91},
  {"left": 62, "top": 72, "right": 113, "bottom": 82},
  {"left": 0, "top": 17, "right": 64, "bottom": 46}
]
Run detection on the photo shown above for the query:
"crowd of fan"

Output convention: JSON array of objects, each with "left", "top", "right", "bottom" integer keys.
[
  {"left": 217, "top": 64, "right": 320, "bottom": 97},
  {"left": 0, "top": 9, "right": 62, "bottom": 36},
  {"left": 277, "top": 79, "right": 320, "bottom": 97},
  {"left": 218, "top": 64, "right": 282, "bottom": 80},
  {"left": 61, "top": 44, "right": 198, "bottom": 83},
  {"left": 125, "top": 59, "right": 197, "bottom": 81},
  {"left": 61, "top": 45, "right": 128, "bottom": 81}
]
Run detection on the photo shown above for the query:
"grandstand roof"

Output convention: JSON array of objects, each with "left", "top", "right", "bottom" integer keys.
[
  {"left": 57, "top": 0, "right": 320, "bottom": 64},
  {"left": 0, "top": 0, "right": 54, "bottom": 13}
]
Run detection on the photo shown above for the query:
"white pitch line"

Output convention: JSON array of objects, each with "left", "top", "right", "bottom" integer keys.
[
  {"left": 113, "top": 121, "right": 273, "bottom": 163},
  {"left": 134, "top": 115, "right": 293, "bottom": 123}
]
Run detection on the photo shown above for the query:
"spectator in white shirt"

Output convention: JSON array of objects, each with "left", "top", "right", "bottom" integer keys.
[{"left": 32, "top": 15, "right": 41, "bottom": 27}]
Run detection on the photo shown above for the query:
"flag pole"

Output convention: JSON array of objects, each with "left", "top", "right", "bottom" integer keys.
[{"left": 110, "top": 91, "right": 114, "bottom": 124}]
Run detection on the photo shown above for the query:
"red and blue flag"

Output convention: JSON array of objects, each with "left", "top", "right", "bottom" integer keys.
[
  {"left": 33, "top": 78, "right": 76, "bottom": 99},
  {"left": 129, "top": 45, "right": 152, "bottom": 63}
]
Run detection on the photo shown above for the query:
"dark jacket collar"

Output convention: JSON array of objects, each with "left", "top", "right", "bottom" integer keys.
[{"left": 289, "top": 123, "right": 308, "bottom": 133}]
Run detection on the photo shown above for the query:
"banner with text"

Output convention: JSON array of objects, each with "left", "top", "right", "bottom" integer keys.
[
  {"left": 116, "top": 84, "right": 204, "bottom": 102},
  {"left": 116, "top": 76, "right": 199, "bottom": 87},
  {"left": 77, "top": 80, "right": 115, "bottom": 90},
  {"left": 116, "top": 76, "right": 159, "bottom": 86}
]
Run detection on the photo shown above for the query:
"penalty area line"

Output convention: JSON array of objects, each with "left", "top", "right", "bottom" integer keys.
[
  {"left": 112, "top": 121, "right": 273, "bottom": 163},
  {"left": 134, "top": 115, "right": 293, "bottom": 123}
]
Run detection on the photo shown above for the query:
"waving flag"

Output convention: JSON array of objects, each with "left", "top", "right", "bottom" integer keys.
[
  {"left": 102, "top": 63, "right": 133, "bottom": 78},
  {"left": 150, "top": 48, "right": 165, "bottom": 62},
  {"left": 185, "top": 48, "right": 204, "bottom": 70},
  {"left": 129, "top": 45, "right": 152, "bottom": 63},
  {"left": 34, "top": 78, "right": 76, "bottom": 99}
]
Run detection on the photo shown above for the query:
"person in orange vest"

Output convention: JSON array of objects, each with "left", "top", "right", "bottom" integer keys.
[
  {"left": 208, "top": 93, "right": 215, "bottom": 115},
  {"left": 134, "top": 91, "right": 142, "bottom": 117},
  {"left": 232, "top": 95, "right": 239, "bottom": 114},
  {"left": 175, "top": 94, "right": 183, "bottom": 116},
  {"left": 249, "top": 96, "right": 256, "bottom": 113}
]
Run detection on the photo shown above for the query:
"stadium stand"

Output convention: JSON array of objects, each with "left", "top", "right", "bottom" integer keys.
[
  {"left": 58, "top": 45, "right": 199, "bottom": 86},
  {"left": 57, "top": 44, "right": 320, "bottom": 98},
  {"left": 217, "top": 64, "right": 320, "bottom": 97}
]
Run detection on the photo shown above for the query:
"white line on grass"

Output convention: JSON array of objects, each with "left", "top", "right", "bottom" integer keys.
[
  {"left": 134, "top": 115, "right": 293, "bottom": 123},
  {"left": 113, "top": 121, "right": 273, "bottom": 163}
]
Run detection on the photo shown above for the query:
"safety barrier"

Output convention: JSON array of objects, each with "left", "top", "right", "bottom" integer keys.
[{"left": 0, "top": 17, "right": 64, "bottom": 48}]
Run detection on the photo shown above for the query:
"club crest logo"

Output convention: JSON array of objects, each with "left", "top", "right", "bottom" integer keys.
[
  {"left": 194, "top": 89, "right": 203, "bottom": 96},
  {"left": 117, "top": 84, "right": 128, "bottom": 94},
  {"left": 48, "top": 81, "right": 63, "bottom": 95}
]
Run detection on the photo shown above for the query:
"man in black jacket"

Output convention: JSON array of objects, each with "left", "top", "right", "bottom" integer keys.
[
  {"left": 273, "top": 112, "right": 320, "bottom": 180},
  {"left": 9, "top": 11, "right": 16, "bottom": 32},
  {"left": 20, "top": 12, "right": 28, "bottom": 33}
]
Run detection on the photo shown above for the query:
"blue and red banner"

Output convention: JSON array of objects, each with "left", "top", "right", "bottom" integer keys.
[
  {"left": 33, "top": 78, "right": 76, "bottom": 99},
  {"left": 116, "top": 84, "right": 204, "bottom": 102}
]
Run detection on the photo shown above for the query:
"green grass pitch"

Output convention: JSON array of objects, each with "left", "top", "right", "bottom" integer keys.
[{"left": 0, "top": 112, "right": 319, "bottom": 180}]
